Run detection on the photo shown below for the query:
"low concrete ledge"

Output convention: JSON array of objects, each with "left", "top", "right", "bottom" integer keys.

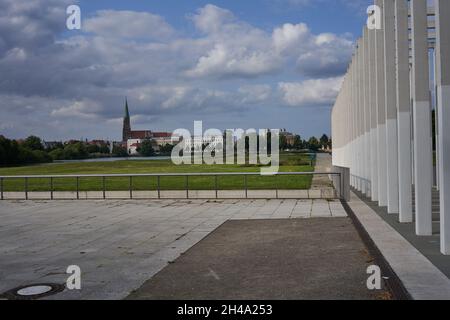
[
  {"left": 1, "top": 189, "right": 340, "bottom": 200},
  {"left": 132, "top": 191, "right": 158, "bottom": 199},
  {"left": 26, "top": 192, "right": 51, "bottom": 200},
  {"left": 276, "top": 190, "right": 307, "bottom": 198},
  {"left": 187, "top": 190, "right": 216, "bottom": 199},
  {"left": 217, "top": 190, "right": 246, "bottom": 199},
  {"left": 348, "top": 192, "right": 450, "bottom": 300},
  {"left": 247, "top": 190, "right": 277, "bottom": 198}
]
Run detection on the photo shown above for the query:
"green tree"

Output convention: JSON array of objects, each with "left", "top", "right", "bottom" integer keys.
[
  {"left": 137, "top": 139, "right": 155, "bottom": 156},
  {"left": 280, "top": 134, "right": 288, "bottom": 150},
  {"left": 86, "top": 144, "right": 100, "bottom": 154},
  {"left": 319, "top": 134, "right": 329, "bottom": 149},
  {"left": 22, "top": 136, "right": 44, "bottom": 151},
  {"left": 62, "top": 142, "right": 88, "bottom": 160},
  {"left": 49, "top": 148, "right": 65, "bottom": 160},
  {"left": 0, "top": 136, "right": 18, "bottom": 165},
  {"left": 159, "top": 144, "right": 174, "bottom": 154},
  {"left": 0, "top": 135, "right": 52, "bottom": 166},
  {"left": 112, "top": 145, "right": 128, "bottom": 157},
  {"left": 45, "top": 142, "right": 63, "bottom": 152},
  {"left": 99, "top": 144, "right": 110, "bottom": 154},
  {"left": 293, "top": 135, "right": 303, "bottom": 150},
  {"left": 307, "top": 136, "right": 320, "bottom": 151},
  {"left": 31, "top": 150, "right": 52, "bottom": 163}
]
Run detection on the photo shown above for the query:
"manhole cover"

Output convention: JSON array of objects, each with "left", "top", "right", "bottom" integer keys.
[
  {"left": 1, "top": 283, "right": 65, "bottom": 300},
  {"left": 17, "top": 285, "right": 53, "bottom": 296}
]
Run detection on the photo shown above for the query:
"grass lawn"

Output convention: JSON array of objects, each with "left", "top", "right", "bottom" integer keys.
[{"left": 0, "top": 153, "right": 316, "bottom": 191}]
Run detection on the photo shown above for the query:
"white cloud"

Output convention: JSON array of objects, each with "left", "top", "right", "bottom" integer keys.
[
  {"left": 296, "top": 32, "right": 353, "bottom": 77},
  {"left": 187, "top": 5, "right": 352, "bottom": 80},
  {"left": 191, "top": 4, "right": 236, "bottom": 34},
  {"left": 84, "top": 10, "right": 175, "bottom": 40},
  {"left": 272, "top": 23, "right": 309, "bottom": 53},
  {"left": 51, "top": 100, "right": 102, "bottom": 119},
  {"left": 186, "top": 44, "right": 279, "bottom": 78},
  {"left": 238, "top": 85, "right": 272, "bottom": 104},
  {"left": 0, "top": 1, "right": 354, "bottom": 139},
  {"left": 278, "top": 77, "right": 343, "bottom": 107}
]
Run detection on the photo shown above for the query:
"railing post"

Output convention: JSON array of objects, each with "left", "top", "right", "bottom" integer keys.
[
  {"left": 275, "top": 174, "right": 278, "bottom": 199},
  {"left": 129, "top": 176, "right": 133, "bottom": 199},
  {"left": 186, "top": 175, "right": 189, "bottom": 199},
  {"left": 76, "top": 177, "right": 79, "bottom": 200},
  {"left": 25, "top": 177, "right": 28, "bottom": 200},
  {"left": 244, "top": 175, "right": 248, "bottom": 199},
  {"left": 215, "top": 175, "right": 218, "bottom": 199},
  {"left": 50, "top": 177, "right": 54, "bottom": 200},
  {"left": 103, "top": 176, "right": 106, "bottom": 199},
  {"left": 0, "top": 177, "right": 3, "bottom": 200},
  {"left": 157, "top": 175, "right": 160, "bottom": 199}
]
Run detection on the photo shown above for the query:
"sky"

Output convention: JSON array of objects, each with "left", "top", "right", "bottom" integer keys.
[{"left": 0, "top": 0, "right": 372, "bottom": 141}]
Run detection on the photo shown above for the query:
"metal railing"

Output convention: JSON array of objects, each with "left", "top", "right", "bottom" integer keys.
[{"left": 0, "top": 171, "right": 343, "bottom": 200}]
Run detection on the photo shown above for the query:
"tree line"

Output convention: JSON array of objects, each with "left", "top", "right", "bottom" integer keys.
[
  {"left": 280, "top": 134, "right": 331, "bottom": 151},
  {"left": 0, "top": 133, "right": 332, "bottom": 167},
  {"left": 0, "top": 135, "right": 128, "bottom": 167}
]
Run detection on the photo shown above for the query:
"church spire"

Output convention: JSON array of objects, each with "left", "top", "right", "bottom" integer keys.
[
  {"left": 122, "top": 98, "right": 131, "bottom": 142},
  {"left": 124, "top": 97, "right": 130, "bottom": 119}
]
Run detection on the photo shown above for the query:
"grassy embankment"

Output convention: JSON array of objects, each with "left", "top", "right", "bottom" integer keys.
[{"left": 0, "top": 153, "right": 316, "bottom": 191}]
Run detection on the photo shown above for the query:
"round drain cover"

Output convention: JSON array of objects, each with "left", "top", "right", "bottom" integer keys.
[
  {"left": 17, "top": 285, "right": 53, "bottom": 296},
  {"left": 1, "top": 283, "right": 65, "bottom": 300}
]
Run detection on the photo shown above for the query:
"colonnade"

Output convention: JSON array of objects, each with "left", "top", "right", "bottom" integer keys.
[{"left": 331, "top": 0, "right": 450, "bottom": 254}]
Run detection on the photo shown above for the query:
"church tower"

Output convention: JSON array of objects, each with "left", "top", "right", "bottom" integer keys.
[{"left": 122, "top": 98, "right": 131, "bottom": 142}]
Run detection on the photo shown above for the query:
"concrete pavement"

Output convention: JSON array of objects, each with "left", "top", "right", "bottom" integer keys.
[{"left": 0, "top": 198, "right": 346, "bottom": 299}]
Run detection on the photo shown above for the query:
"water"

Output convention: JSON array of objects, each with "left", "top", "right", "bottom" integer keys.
[{"left": 53, "top": 156, "right": 171, "bottom": 163}]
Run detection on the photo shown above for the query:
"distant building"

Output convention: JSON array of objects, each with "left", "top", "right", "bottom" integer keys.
[
  {"left": 122, "top": 99, "right": 178, "bottom": 155},
  {"left": 126, "top": 139, "right": 142, "bottom": 156},
  {"left": 42, "top": 141, "right": 62, "bottom": 150},
  {"left": 88, "top": 140, "right": 109, "bottom": 147},
  {"left": 280, "top": 129, "right": 295, "bottom": 146}
]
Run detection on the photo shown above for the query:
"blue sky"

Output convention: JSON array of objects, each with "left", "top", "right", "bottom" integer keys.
[
  {"left": 0, "top": 0, "right": 372, "bottom": 141},
  {"left": 78, "top": 0, "right": 368, "bottom": 35}
]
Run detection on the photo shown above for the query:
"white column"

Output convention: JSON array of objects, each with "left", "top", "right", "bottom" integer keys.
[
  {"left": 350, "top": 58, "right": 355, "bottom": 188},
  {"left": 364, "top": 27, "right": 372, "bottom": 197},
  {"left": 395, "top": 0, "right": 413, "bottom": 223},
  {"left": 375, "top": 0, "right": 388, "bottom": 207},
  {"left": 435, "top": 0, "right": 450, "bottom": 254},
  {"left": 355, "top": 48, "right": 362, "bottom": 192},
  {"left": 383, "top": 0, "right": 399, "bottom": 214},
  {"left": 351, "top": 58, "right": 356, "bottom": 188},
  {"left": 358, "top": 38, "right": 366, "bottom": 194},
  {"left": 433, "top": 51, "right": 440, "bottom": 191},
  {"left": 411, "top": 0, "right": 432, "bottom": 236},
  {"left": 369, "top": 27, "right": 379, "bottom": 201}
]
